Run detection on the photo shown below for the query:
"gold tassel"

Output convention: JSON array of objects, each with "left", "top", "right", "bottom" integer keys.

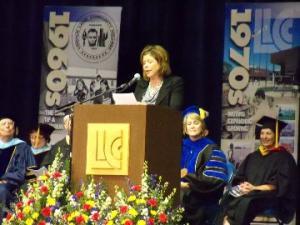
[
  {"left": 34, "top": 126, "right": 40, "bottom": 148},
  {"left": 275, "top": 119, "right": 279, "bottom": 148}
]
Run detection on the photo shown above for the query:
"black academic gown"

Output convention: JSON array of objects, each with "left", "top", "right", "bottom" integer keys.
[
  {"left": 223, "top": 149, "right": 297, "bottom": 225},
  {"left": 0, "top": 141, "right": 35, "bottom": 220},
  {"left": 134, "top": 75, "right": 184, "bottom": 110}
]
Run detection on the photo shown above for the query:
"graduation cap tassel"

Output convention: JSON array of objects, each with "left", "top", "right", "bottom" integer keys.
[
  {"left": 275, "top": 119, "right": 279, "bottom": 148},
  {"left": 34, "top": 126, "right": 40, "bottom": 149}
]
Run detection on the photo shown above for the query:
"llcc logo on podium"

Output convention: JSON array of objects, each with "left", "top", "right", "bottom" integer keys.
[{"left": 86, "top": 123, "right": 130, "bottom": 175}]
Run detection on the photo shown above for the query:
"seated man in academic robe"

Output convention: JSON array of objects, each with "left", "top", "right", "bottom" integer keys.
[{"left": 0, "top": 115, "right": 35, "bottom": 221}]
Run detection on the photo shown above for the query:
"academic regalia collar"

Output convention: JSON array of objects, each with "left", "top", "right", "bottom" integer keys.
[
  {"left": 183, "top": 136, "right": 214, "bottom": 147},
  {"left": 31, "top": 144, "right": 51, "bottom": 155},
  {"left": 258, "top": 145, "right": 287, "bottom": 156},
  {"left": 0, "top": 138, "right": 24, "bottom": 150}
]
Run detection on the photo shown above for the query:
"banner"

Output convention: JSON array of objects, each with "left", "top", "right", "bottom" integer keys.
[
  {"left": 38, "top": 6, "right": 122, "bottom": 142},
  {"left": 221, "top": 4, "right": 299, "bottom": 223}
]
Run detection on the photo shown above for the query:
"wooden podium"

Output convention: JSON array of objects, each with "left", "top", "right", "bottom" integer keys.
[{"left": 71, "top": 104, "right": 182, "bottom": 202}]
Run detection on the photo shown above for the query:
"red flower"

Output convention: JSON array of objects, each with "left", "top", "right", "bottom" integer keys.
[
  {"left": 38, "top": 221, "right": 46, "bottom": 225},
  {"left": 91, "top": 211, "right": 101, "bottom": 221},
  {"left": 52, "top": 171, "right": 62, "bottom": 179},
  {"left": 159, "top": 213, "right": 168, "bottom": 223},
  {"left": 75, "top": 215, "right": 85, "bottom": 224},
  {"left": 148, "top": 217, "right": 155, "bottom": 225},
  {"left": 27, "top": 199, "right": 35, "bottom": 205},
  {"left": 120, "top": 205, "right": 128, "bottom": 214},
  {"left": 83, "top": 203, "right": 92, "bottom": 211},
  {"left": 16, "top": 202, "right": 23, "bottom": 209},
  {"left": 40, "top": 185, "right": 49, "bottom": 194},
  {"left": 41, "top": 207, "right": 51, "bottom": 217},
  {"left": 147, "top": 198, "right": 158, "bottom": 207},
  {"left": 124, "top": 219, "right": 133, "bottom": 225},
  {"left": 6, "top": 212, "right": 12, "bottom": 221},
  {"left": 17, "top": 212, "right": 24, "bottom": 220},
  {"left": 131, "top": 185, "right": 141, "bottom": 192},
  {"left": 75, "top": 191, "right": 84, "bottom": 199}
]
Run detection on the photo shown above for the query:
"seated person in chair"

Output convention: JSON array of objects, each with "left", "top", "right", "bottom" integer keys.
[
  {"left": 180, "top": 105, "right": 228, "bottom": 225},
  {"left": 220, "top": 116, "right": 297, "bottom": 225},
  {"left": 0, "top": 114, "right": 35, "bottom": 222}
]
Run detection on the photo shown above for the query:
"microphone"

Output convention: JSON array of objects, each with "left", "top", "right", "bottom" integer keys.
[{"left": 120, "top": 73, "right": 141, "bottom": 89}]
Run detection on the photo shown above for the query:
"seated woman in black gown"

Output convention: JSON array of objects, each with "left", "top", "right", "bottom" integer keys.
[{"left": 220, "top": 116, "right": 297, "bottom": 225}]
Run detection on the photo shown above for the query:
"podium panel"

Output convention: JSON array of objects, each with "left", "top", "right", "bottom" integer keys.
[{"left": 71, "top": 104, "right": 182, "bottom": 202}]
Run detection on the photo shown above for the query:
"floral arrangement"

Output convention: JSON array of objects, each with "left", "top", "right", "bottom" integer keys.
[
  {"left": 3, "top": 159, "right": 184, "bottom": 225},
  {"left": 59, "top": 178, "right": 112, "bottom": 224},
  {"left": 105, "top": 162, "right": 184, "bottom": 225},
  {"left": 3, "top": 152, "right": 69, "bottom": 225}
]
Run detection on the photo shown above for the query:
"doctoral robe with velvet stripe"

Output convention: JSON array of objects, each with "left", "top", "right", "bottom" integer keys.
[
  {"left": 181, "top": 137, "right": 228, "bottom": 225},
  {"left": 0, "top": 142, "right": 35, "bottom": 186},
  {"left": 0, "top": 141, "right": 35, "bottom": 221}
]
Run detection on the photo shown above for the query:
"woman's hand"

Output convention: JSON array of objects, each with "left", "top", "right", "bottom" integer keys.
[
  {"left": 181, "top": 181, "right": 190, "bottom": 189},
  {"left": 239, "top": 181, "right": 276, "bottom": 194},
  {"left": 181, "top": 168, "right": 188, "bottom": 178},
  {"left": 239, "top": 182, "right": 254, "bottom": 194}
]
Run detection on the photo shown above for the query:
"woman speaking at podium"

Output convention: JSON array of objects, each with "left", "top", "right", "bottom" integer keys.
[{"left": 134, "top": 45, "right": 184, "bottom": 110}]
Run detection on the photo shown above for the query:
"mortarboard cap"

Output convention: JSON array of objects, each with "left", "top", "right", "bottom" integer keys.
[
  {"left": 0, "top": 112, "right": 19, "bottom": 136},
  {"left": 182, "top": 105, "right": 209, "bottom": 121},
  {"left": 255, "top": 116, "right": 288, "bottom": 146},
  {"left": 0, "top": 112, "right": 18, "bottom": 125}
]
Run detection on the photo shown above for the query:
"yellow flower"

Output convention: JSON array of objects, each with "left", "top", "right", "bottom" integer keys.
[
  {"left": 150, "top": 210, "right": 157, "bottom": 216},
  {"left": 32, "top": 212, "right": 39, "bottom": 219},
  {"left": 136, "top": 198, "right": 146, "bottom": 205},
  {"left": 110, "top": 210, "right": 118, "bottom": 219},
  {"left": 68, "top": 211, "right": 79, "bottom": 221},
  {"left": 137, "top": 220, "right": 146, "bottom": 225},
  {"left": 86, "top": 200, "right": 95, "bottom": 207},
  {"left": 127, "top": 195, "right": 136, "bottom": 202},
  {"left": 47, "top": 196, "right": 56, "bottom": 206},
  {"left": 68, "top": 223, "right": 75, "bottom": 225},
  {"left": 82, "top": 214, "right": 89, "bottom": 223},
  {"left": 106, "top": 221, "right": 114, "bottom": 225},
  {"left": 25, "top": 218, "right": 34, "bottom": 225},
  {"left": 67, "top": 215, "right": 74, "bottom": 222},
  {"left": 23, "top": 206, "right": 31, "bottom": 214},
  {"left": 39, "top": 175, "right": 48, "bottom": 181},
  {"left": 128, "top": 208, "right": 138, "bottom": 217}
]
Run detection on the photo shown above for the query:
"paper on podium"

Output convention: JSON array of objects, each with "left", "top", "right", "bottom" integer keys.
[{"left": 112, "top": 92, "right": 138, "bottom": 105}]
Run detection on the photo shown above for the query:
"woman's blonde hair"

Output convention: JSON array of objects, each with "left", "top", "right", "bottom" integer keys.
[
  {"left": 183, "top": 113, "right": 207, "bottom": 135},
  {"left": 140, "top": 45, "right": 171, "bottom": 80}
]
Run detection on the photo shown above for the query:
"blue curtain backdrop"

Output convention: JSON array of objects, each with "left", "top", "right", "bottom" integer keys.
[{"left": 0, "top": 0, "right": 272, "bottom": 141}]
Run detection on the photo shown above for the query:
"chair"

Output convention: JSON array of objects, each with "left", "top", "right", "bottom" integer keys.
[{"left": 225, "top": 161, "right": 236, "bottom": 186}]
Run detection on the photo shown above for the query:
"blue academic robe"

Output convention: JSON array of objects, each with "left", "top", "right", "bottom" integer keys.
[
  {"left": 0, "top": 138, "right": 35, "bottom": 220},
  {"left": 181, "top": 137, "right": 228, "bottom": 225}
]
